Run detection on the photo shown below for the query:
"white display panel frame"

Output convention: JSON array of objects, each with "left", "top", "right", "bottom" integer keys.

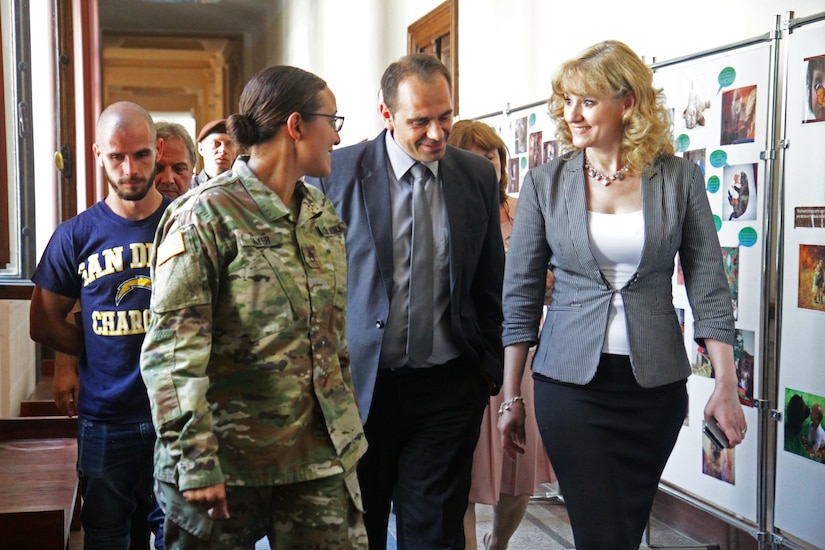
[
  {"left": 652, "top": 40, "right": 775, "bottom": 525},
  {"left": 773, "top": 13, "right": 825, "bottom": 550}
]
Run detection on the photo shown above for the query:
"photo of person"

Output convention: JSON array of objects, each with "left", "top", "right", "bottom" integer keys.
[
  {"left": 508, "top": 157, "right": 520, "bottom": 194},
  {"left": 528, "top": 131, "right": 543, "bottom": 169},
  {"left": 808, "top": 404, "right": 825, "bottom": 453},
  {"left": 692, "top": 344, "right": 713, "bottom": 377},
  {"left": 733, "top": 329, "right": 755, "bottom": 407},
  {"left": 702, "top": 435, "right": 735, "bottom": 485},
  {"left": 784, "top": 389, "right": 825, "bottom": 464},
  {"left": 804, "top": 54, "right": 825, "bottom": 123},
  {"left": 683, "top": 148, "right": 706, "bottom": 177},
  {"left": 722, "top": 246, "right": 740, "bottom": 320},
  {"left": 797, "top": 244, "right": 825, "bottom": 311},
  {"left": 722, "top": 163, "right": 758, "bottom": 221},
  {"left": 543, "top": 140, "right": 560, "bottom": 163},
  {"left": 721, "top": 84, "right": 757, "bottom": 145},
  {"left": 513, "top": 116, "right": 527, "bottom": 154}
]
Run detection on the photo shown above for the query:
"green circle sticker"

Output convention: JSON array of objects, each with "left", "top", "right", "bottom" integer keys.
[
  {"left": 738, "top": 227, "right": 758, "bottom": 247},
  {"left": 529, "top": 113, "right": 537, "bottom": 126},
  {"left": 520, "top": 156, "right": 527, "bottom": 169},
  {"left": 707, "top": 175, "right": 720, "bottom": 193},
  {"left": 676, "top": 134, "right": 690, "bottom": 152},
  {"left": 713, "top": 215, "right": 722, "bottom": 232},
  {"left": 717, "top": 67, "right": 736, "bottom": 93},
  {"left": 709, "top": 150, "right": 727, "bottom": 168}
]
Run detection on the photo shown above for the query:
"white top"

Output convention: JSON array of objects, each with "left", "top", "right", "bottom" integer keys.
[
  {"left": 810, "top": 424, "right": 825, "bottom": 451},
  {"left": 587, "top": 210, "right": 644, "bottom": 355}
]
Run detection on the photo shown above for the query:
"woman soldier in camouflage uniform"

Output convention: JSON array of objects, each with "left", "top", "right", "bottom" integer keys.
[{"left": 141, "top": 65, "right": 367, "bottom": 549}]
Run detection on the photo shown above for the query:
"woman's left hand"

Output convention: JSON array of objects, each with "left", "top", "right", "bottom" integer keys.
[
  {"left": 704, "top": 381, "right": 747, "bottom": 448},
  {"left": 702, "top": 339, "right": 747, "bottom": 448}
]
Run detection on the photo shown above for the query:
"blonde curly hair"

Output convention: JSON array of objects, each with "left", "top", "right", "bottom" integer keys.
[{"left": 547, "top": 40, "right": 674, "bottom": 173}]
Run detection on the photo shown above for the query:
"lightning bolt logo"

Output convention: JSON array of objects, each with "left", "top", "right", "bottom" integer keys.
[{"left": 115, "top": 276, "right": 152, "bottom": 306}]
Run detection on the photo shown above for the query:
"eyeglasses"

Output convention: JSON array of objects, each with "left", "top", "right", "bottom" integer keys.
[{"left": 301, "top": 112, "right": 345, "bottom": 132}]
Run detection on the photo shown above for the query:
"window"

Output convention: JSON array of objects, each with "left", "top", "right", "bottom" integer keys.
[
  {"left": 408, "top": 0, "right": 459, "bottom": 115},
  {"left": 1, "top": 0, "right": 36, "bottom": 281}
]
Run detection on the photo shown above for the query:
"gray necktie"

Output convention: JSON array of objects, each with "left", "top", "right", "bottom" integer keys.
[{"left": 407, "top": 163, "right": 434, "bottom": 365}]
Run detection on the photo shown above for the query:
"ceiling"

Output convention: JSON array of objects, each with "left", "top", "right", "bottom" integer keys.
[{"left": 98, "top": 0, "right": 282, "bottom": 39}]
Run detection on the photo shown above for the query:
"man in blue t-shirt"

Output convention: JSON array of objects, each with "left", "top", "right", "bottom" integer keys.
[{"left": 30, "top": 101, "right": 170, "bottom": 549}]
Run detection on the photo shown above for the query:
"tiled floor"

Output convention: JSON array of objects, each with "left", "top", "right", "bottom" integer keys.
[
  {"left": 70, "top": 487, "right": 709, "bottom": 549},
  {"left": 254, "top": 484, "right": 708, "bottom": 550},
  {"left": 380, "top": 491, "right": 709, "bottom": 550}
]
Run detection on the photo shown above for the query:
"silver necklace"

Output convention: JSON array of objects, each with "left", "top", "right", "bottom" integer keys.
[{"left": 584, "top": 153, "right": 629, "bottom": 186}]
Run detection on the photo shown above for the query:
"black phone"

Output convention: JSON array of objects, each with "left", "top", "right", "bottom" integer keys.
[{"left": 703, "top": 418, "right": 730, "bottom": 449}]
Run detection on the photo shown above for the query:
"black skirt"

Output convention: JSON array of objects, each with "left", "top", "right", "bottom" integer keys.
[{"left": 533, "top": 354, "right": 687, "bottom": 550}]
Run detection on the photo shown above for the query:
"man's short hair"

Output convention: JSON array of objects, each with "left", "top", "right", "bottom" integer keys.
[
  {"left": 381, "top": 54, "right": 452, "bottom": 112},
  {"left": 156, "top": 121, "right": 196, "bottom": 166}
]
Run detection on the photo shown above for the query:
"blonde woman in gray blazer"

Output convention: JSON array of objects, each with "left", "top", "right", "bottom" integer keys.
[{"left": 498, "top": 41, "right": 748, "bottom": 550}]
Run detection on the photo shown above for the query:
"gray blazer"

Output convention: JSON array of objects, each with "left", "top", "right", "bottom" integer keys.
[{"left": 502, "top": 152, "right": 735, "bottom": 388}]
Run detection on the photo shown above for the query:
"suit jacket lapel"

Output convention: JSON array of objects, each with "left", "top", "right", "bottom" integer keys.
[
  {"left": 637, "top": 160, "right": 662, "bottom": 277},
  {"left": 361, "top": 134, "right": 395, "bottom": 300},
  {"left": 564, "top": 154, "right": 603, "bottom": 279},
  {"left": 440, "top": 151, "right": 464, "bottom": 291}
]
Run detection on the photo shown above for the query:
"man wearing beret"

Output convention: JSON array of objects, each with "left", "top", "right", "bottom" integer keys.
[{"left": 192, "top": 118, "right": 237, "bottom": 188}]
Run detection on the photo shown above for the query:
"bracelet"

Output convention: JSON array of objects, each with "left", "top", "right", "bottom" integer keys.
[{"left": 498, "top": 396, "right": 525, "bottom": 415}]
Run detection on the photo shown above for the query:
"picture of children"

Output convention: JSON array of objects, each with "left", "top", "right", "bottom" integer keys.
[
  {"left": 813, "top": 259, "right": 824, "bottom": 305},
  {"left": 797, "top": 244, "right": 825, "bottom": 311},
  {"left": 807, "top": 404, "right": 825, "bottom": 452},
  {"left": 784, "top": 389, "right": 825, "bottom": 464}
]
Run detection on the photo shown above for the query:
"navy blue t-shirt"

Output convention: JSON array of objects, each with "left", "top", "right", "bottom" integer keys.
[{"left": 32, "top": 197, "right": 170, "bottom": 423}]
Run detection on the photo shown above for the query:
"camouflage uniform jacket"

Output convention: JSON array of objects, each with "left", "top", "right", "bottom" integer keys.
[{"left": 140, "top": 158, "right": 366, "bottom": 492}]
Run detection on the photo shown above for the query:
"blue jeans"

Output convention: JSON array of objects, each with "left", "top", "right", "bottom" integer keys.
[{"left": 77, "top": 418, "right": 163, "bottom": 549}]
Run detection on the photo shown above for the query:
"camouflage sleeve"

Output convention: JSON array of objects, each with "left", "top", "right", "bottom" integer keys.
[{"left": 141, "top": 208, "right": 225, "bottom": 491}]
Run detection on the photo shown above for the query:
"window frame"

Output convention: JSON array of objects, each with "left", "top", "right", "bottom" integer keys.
[
  {"left": 407, "top": 0, "right": 459, "bottom": 116},
  {"left": 0, "top": 0, "right": 37, "bottom": 283}
]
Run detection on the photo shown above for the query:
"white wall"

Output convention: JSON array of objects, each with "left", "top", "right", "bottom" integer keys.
[
  {"left": 268, "top": 0, "right": 824, "bottom": 145},
  {"left": 261, "top": 0, "right": 445, "bottom": 144},
  {"left": 458, "top": 0, "right": 825, "bottom": 118}
]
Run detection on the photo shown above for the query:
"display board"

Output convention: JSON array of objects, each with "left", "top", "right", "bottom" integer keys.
[
  {"left": 773, "top": 13, "right": 825, "bottom": 550},
  {"left": 651, "top": 40, "right": 774, "bottom": 525},
  {"left": 470, "top": 19, "right": 825, "bottom": 546},
  {"left": 476, "top": 101, "right": 559, "bottom": 198}
]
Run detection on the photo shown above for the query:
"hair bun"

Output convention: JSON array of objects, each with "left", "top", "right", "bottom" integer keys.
[{"left": 227, "top": 113, "right": 256, "bottom": 148}]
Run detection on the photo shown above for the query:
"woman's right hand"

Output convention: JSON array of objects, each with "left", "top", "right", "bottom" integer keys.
[{"left": 498, "top": 400, "right": 527, "bottom": 459}]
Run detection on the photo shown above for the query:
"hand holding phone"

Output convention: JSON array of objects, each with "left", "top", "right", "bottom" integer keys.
[{"left": 703, "top": 418, "right": 730, "bottom": 449}]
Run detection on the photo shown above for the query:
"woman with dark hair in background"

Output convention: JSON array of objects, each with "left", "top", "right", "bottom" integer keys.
[
  {"left": 449, "top": 120, "right": 555, "bottom": 550},
  {"left": 141, "top": 65, "right": 367, "bottom": 549}
]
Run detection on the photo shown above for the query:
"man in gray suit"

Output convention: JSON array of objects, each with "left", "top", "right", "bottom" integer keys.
[{"left": 307, "top": 54, "right": 504, "bottom": 549}]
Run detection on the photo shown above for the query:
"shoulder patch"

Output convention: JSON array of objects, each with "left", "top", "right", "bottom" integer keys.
[{"left": 156, "top": 231, "right": 186, "bottom": 267}]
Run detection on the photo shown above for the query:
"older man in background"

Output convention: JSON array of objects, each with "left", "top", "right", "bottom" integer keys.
[{"left": 154, "top": 121, "right": 196, "bottom": 199}]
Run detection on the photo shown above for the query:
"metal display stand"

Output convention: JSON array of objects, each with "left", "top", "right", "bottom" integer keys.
[
  {"left": 649, "top": 19, "right": 782, "bottom": 550},
  {"left": 771, "top": 10, "right": 825, "bottom": 550}
]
